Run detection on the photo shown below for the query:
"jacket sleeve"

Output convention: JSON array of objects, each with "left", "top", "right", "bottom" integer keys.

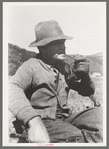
[
  {"left": 9, "top": 59, "right": 39, "bottom": 125},
  {"left": 68, "top": 74, "right": 95, "bottom": 96}
]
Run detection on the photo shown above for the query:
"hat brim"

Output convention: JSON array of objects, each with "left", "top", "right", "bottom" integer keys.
[{"left": 29, "top": 35, "right": 73, "bottom": 47}]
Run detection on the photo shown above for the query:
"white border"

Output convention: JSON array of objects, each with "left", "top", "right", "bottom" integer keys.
[{"left": 3, "top": 2, "right": 107, "bottom": 146}]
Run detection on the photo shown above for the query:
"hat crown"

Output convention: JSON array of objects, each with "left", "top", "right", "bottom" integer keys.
[
  {"left": 35, "top": 20, "right": 64, "bottom": 42},
  {"left": 29, "top": 20, "right": 73, "bottom": 47}
]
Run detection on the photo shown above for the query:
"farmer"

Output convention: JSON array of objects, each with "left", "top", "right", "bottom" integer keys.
[{"left": 9, "top": 20, "right": 102, "bottom": 143}]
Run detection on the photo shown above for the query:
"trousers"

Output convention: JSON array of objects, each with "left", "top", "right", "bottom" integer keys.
[
  {"left": 9, "top": 107, "right": 103, "bottom": 143},
  {"left": 42, "top": 107, "right": 103, "bottom": 143}
]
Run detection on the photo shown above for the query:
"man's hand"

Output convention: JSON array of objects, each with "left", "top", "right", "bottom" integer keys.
[
  {"left": 78, "top": 75, "right": 95, "bottom": 96},
  {"left": 74, "top": 56, "right": 90, "bottom": 79},
  {"left": 28, "top": 116, "right": 50, "bottom": 143}
]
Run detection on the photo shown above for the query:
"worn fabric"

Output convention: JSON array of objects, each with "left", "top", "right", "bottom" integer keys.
[
  {"left": 42, "top": 107, "right": 102, "bottom": 143},
  {"left": 9, "top": 54, "right": 71, "bottom": 125},
  {"left": 9, "top": 107, "right": 103, "bottom": 143},
  {"left": 43, "top": 119, "right": 83, "bottom": 143},
  {"left": 9, "top": 54, "right": 102, "bottom": 143}
]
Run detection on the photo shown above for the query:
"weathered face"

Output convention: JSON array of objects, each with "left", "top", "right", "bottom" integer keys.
[{"left": 43, "top": 39, "right": 66, "bottom": 65}]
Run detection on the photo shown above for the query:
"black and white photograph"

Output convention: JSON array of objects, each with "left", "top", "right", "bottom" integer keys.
[{"left": 3, "top": 2, "right": 106, "bottom": 146}]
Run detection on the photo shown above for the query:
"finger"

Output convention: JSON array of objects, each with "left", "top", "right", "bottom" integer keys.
[
  {"left": 74, "top": 62, "right": 90, "bottom": 69},
  {"left": 74, "top": 59, "right": 88, "bottom": 64}
]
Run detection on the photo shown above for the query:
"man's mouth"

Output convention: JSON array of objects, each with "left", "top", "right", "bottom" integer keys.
[{"left": 53, "top": 54, "right": 66, "bottom": 61}]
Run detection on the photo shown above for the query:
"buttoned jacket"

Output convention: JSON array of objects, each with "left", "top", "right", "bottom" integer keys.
[{"left": 9, "top": 55, "right": 71, "bottom": 125}]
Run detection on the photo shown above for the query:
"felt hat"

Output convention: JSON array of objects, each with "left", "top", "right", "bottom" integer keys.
[{"left": 29, "top": 20, "right": 73, "bottom": 47}]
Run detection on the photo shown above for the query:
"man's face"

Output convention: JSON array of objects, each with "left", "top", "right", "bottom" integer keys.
[{"left": 44, "top": 39, "right": 66, "bottom": 64}]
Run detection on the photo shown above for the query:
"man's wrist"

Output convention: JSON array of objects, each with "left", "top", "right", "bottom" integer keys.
[{"left": 28, "top": 116, "right": 41, "bottom": 127}]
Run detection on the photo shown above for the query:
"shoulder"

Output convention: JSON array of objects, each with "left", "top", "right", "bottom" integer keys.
[
  {"left": 21, "top": 58, "right": 40, "bottom": 68},
  {"left": 14, "top": 58, "right": 41, "bottom": 76}
]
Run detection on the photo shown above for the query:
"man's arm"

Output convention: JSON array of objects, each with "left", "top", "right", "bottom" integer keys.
[
  {"left": 28, "top": 116, "right": 50, "bottom": 143},
  {"left": 64, "top": 55, "right": 95, "bottom": 96},
  {"left": 9, "top": 59, "right": 50, "bottom": 143},
  {"left": 9, "top": 60, "right": 39, "bottom": 124},
  {"left": 68, "top": 74, "right": 95, "bottom": 96}
]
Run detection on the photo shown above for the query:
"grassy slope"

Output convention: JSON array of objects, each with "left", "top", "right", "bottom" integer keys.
[
  {"left": 8, "top": 43, "right": 36, "bottom": 76},
  {"left": 69, "top": 53, "right": 103, "bottom": 75}
]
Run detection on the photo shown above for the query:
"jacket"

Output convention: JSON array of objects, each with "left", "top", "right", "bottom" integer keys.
[{"left": 9, "top": 56, "right": 71, "bottom": 125}]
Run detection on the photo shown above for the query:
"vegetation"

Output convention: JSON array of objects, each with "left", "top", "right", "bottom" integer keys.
[{"left": 8, "top": 43, "right": 36, "bottom": 76}]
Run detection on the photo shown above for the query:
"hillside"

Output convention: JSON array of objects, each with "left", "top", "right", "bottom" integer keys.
[
  {"left": 69, "top": 53, "right": 103, "bottom": 75},
  {"left": 86, "top": 53, "right": 103, "bottom": 75},
  {"left": 8, "top": 43, "right": 36, "bottom": 76},
  {"left": 8, "top": 43, "right": 103, "bottom": 76}
]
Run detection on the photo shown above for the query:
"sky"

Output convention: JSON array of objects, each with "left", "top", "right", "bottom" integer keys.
[{"left": 4, "top": 2, "right": 106, "bottom": 55}]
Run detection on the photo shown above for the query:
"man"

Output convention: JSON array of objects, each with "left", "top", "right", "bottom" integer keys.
[{"left": 9, "top": 20, "right": 102, "bottom": 143}]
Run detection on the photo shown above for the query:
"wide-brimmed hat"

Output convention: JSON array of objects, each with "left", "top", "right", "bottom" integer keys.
[{"left": 29, "top": 20, "right": 73, "bottom": 47}]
